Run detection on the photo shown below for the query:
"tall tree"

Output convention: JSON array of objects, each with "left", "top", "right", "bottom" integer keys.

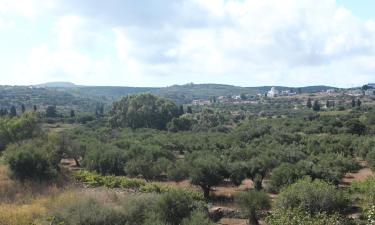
[
  {"left": 10, "top": 106, "right": 17, "bottom": 117},
  {"left": 306, "top": 98, "right": 312, "bottom": 109},
  {"left": 70, "top": 109, "right": 75, "bottom": 118},
  {"left": 109, "top": 93, "right": 179, "bottom": 130},
  {"left": 357, "top": 99, "right": 362, "bottom": 107},
  {"left": 235, "top": 191, "right": 270, "bottom": 225},
  {"left": 351, "top": 99, "right": 356, "bottom": 108},
  {"left": 21, "top": 104, "right": 26, "bottom": 113},
  {"left": 46, "top": 105, "right": 57, "bottom": 118},
  {"left": 312, "top": 100, "right": 320, "bottom": 111}
]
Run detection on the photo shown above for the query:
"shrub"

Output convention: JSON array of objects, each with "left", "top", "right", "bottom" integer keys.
[
  {"left": 367, "top": 150, "right": 375, "bottom": 171},
  {"left": 83, "top": 144, "right": 127, "bottom": 175},
  {"left": 265, "top": 208, "right": 352, "bottom": 225},
  {"left": 5, "top": 144, "right": 57, "bottom": 181},
  {"left": 121, "top": 194, "right": 160, "bottom": 225},
  {"left": 50, "top": 198, "right": 126, "bottom": 225},
  {"left": 181, "top": 210, "right": 215, "bottom": 225},
  {"left": 274, "top": 177, "right": 348, "bottom": 215},
  {"left": 156, "top": 189, "right": 194, "bottom": 225},
  {"left": 234, "top": 190, "right": 270, "bottom": 225}
]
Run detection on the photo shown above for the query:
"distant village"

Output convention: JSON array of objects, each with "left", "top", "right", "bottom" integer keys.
[{"left": 191, "top": 83, "right": 375, "bottom": 106}]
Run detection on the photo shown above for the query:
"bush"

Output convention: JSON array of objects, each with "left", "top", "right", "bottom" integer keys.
[
  {"left": 5, "top": 144, "right": 57, "bottom": 181},
  {"left": 121, "top": 194, "right": 160, "bottom": 225},
  {"left": 156, "top": 189, "right": 194, "bottom": 225},
  {"left": 274, "top": 177, "right": 348, "bottom": 215},
  {"left": 268, "top": 163, "right": 300, "bottom": 192},
  {"left": 265, "top": 208, "right": 352, "bottom": 225},
  {"left": 181, "top": 210, "right": 215, "bottom": 225},
  {"left": 50, "top": 198, "right": 126, "bottom": 225},
  {"left": 367, "top": 150, "right": 375, "bottom": 171},
  {"left": 234, "top": 190, "right": 270, "bottom": 225},
  {"left": 83, "top": 144, "right": 127, "bottom": 175}
]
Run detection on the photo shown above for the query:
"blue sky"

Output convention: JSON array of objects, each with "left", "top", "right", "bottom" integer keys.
[{"left": 0, "top": 0, "right": 374, "bottom": 87}]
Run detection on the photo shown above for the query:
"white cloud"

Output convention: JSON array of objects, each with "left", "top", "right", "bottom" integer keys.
[
  {"left": 0, "top": 0, "right": 56, "bottom": 18},
  {"left": 4, "top": 0, "right": 375, "bottom": 87}
]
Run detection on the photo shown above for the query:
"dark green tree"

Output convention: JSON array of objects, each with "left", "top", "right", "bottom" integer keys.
[
  {"left": 306, "top": 98, "right": 312, "bottom": 109},
  {"left": 70, "top": 109, "right": 75, "bottom": 118},
  {"left": 312, "top": 100, "right": 320, "bottom": 111},
  {"left": 46, "top": 105, "right": 57, "bottom": 118},
  {"left": 10, "top": 106, "right": 17, "bottom": 117},
  {"left": 156, "top": 189, "right": 194, "bottom": 225},
  {"left": 189, "top": 155, "right": 225, "bottom": 200},
  {"left": 109, "top": 93, "right": 179, "bottom": 130},
  {"left": 21, "top": 104, "right": 26, "bottom": 113}
]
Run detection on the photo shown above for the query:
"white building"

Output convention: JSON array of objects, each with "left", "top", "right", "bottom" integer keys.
[
  {"left": 267, "top": 87, "right": 279, "bottom": 98},
  {"left": 365, "top": 89, "right": 375, "bottom": 96}
]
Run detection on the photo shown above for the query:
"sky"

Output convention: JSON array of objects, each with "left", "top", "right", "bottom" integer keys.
[{"left": 0, "top": 0, "right": 374, "bottom": 87}]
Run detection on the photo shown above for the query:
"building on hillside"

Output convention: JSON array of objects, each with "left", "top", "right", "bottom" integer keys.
[
  {"left": 267, "top": 87, "right": 279, "bottom": 98},
  {"left": 192, "top": 99, "right": 211, "bottom": 106},
  {"left": 326, "top": 89, "right": 337, "bottom": 94},
  {"left": 365, "top": 89, "right": 375, "bottom": 96},
  {"left": 346, "top": 89, "right": 364, "bottom": 97}
]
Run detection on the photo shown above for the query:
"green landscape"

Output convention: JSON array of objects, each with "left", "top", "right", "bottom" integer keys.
[{"left": 1, "top": 84, "right": 375, "bottom": 225}]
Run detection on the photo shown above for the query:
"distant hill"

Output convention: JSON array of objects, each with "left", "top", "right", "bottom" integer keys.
[
  {"left": 153, "top": 84, "right": 337, "bottom": 104},
  {"left": 0, "top": 83, "right": 338, "bottom": 109},
  {"left": 34, "top": 82, "right": 79, "bottom": 88}
]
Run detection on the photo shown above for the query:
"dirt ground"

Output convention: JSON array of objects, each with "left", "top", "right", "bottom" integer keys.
[{"left": 340, "top": 159, "right": 374, "bottom": 187}]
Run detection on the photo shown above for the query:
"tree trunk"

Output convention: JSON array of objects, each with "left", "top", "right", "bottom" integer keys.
[
  {"left": 73, "top": 157, "right": 80, "bottom": 167},
  {"left": 249, "top": 209, "right": 259, "bottom": 225},
  {"left": 203, "top": 187, "right": 210, "bottom": 200}
]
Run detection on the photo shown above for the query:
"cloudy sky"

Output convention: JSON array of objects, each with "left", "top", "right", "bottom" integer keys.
[{"left": 0, "top": 0, "right": 374, "bottom": 87}]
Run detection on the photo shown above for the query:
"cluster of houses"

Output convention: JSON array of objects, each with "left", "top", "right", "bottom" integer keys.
[
  {"left": 267, "top": 87, "right": 297, "bottom": 98},
  {"left": 327, "top": 83, "right": 375, "bottom": 97},
  {"left": 191, "top": 84, "right": 375, "bottom": 106}
]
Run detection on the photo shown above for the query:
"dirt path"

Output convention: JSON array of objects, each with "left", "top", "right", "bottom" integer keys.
[{"left": 339, "top": 159, "right": 374, "bottom": 187}]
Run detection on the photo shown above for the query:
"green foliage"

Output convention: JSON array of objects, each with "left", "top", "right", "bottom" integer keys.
[
  {"left": 83, "top": 144, "right": 127, "bottom": 175},
  {"left": 350, "top": 176, "right": 375, "bottom": 206},
  {"left": 367, "top": 151, "right": 375, "bottom": 171},
  {"left": 51, "top": 198, "right": 126, "bottom": 225},
  {"left": 5, "top": 141, "right": 58, "bottom": 181},
  {"left": 156, "top": 189, "right": 194, "bottom": 225},
  {"left": 109, "top": 93, "right": 179, "bottom": 130},
  {"left": 167, "top": 115, "right": 195, "bottom": 132},
  {"left": 74, "top": 170, "right": 146, "bottom": 189},
  {"left": 234, "top": 190, "right": 270, "bottom": 225},
  {"left": 274, "top": 177, "right": 348, "bottom": 215},
  {"left": 188, "top": 154, "right": 226, "bottom": 199},
  {"left": 181, "top": 210, "right": 215, "bottom": 225},
  {"left": 0, "top": 112, "right": 39, "bottom": 150},
  {"left": 265, "top": 208, "right": 350, "bottom": 225},
  {"left": 46, "top": 105, "right": 57, "bottom": 118},
  {"left": 345, "top": 119, "right": 366, "bottom": 135},
  {"left": 73, "top": 170, "right": 204, "bottom": 201}
]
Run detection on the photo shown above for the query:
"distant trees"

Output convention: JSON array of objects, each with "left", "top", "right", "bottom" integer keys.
[
  {"left": 109, "top": 94, "right": 180, "bottom": 130},
  {"left": 46, "top": 105, "right": 57, "bottom": 118}
]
